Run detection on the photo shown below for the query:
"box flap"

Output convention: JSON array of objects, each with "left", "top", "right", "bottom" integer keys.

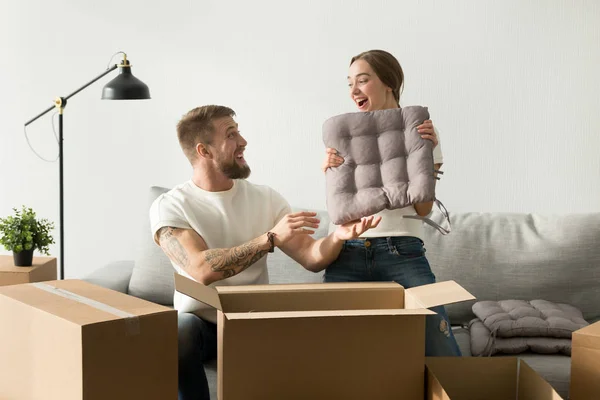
[
  {"left": 215, "top": 281, "right": 401, "bottom": 293},
  {"left": 518, "top": 359, "right": 563, "bottom": 399},
  {"left": 571, "top": 331, "right": 600, "bottom": 400},
  {"left": 573, "top": 321, "right": 600, "bottom": 350},
  {"left": 405, "top": 280, "right": 475, "bottom": 309},
  {"left": 426, "top": 357, "right": 517, "bottom": 399},
  {"left": 426, "top": 367, "right": 451, "bottom": 400},
  {"left": 218, "top": 282, "right": 405, "bottom": 313},
  {"left": 225, "top": 308, "right": 435, "bottom": 320},
  {"left": 174, "top": 273, "right": 222, "bottom": 311}
]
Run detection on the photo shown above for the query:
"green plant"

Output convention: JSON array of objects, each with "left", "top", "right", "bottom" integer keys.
[{"left": 0, "top": 206, "right": 55, "bottom": 255}]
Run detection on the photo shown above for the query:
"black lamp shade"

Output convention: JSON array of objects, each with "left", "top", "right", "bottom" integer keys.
[{"left": 101, "top": 67, "right": 151, "bottom": 100}]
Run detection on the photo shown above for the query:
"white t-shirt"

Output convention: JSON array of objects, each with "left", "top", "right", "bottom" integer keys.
[
  {"left": 329, "top": 127, "right": 445, "bottom": 240},
  {"left": 150, "top": 179, "right": 291, "bottom": 323}
]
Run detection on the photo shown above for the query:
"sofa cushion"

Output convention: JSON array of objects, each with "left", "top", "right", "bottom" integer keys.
[
  {"left": 267, "top": 206, "right": 328, "bottom": 284},
  {"left": 322, "top": 106, "right": 435, "bottom": 225},
  {"left": 423, "top": 212, "right": 600, "bottom": 326},
  {"left": 85, "top": 260, "right": 134, "bottom": 294},
  {"left": 451, "top": 326, "right": 472, "bottom": 357},
  {"left": 128, "top": 186, "right": 175, "bottom": 305},
  {"left": 205, "top": 360, "right": 217, "bottom": 400}
]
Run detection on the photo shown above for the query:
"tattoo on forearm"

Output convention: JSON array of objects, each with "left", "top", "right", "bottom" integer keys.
[
  {"left": 204, "top": 236, "right": 267, "bottom": 279},
  {"left": 158, "top": 227, "right": 190, "bottom": 269}
]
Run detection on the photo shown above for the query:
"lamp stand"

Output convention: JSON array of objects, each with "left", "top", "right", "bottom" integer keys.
[
  {"left": 58, "top": 103, "right": 64, "bottom": 280},
  {"left": 24, "top": 54, "right": 149, "bottom": 280}
]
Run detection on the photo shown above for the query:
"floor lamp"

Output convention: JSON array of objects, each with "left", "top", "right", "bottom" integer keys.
[{"left": 24, "top": 52, "right": 151, "bottom": 280}]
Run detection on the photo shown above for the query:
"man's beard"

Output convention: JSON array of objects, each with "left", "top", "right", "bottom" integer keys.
[{"left": 218, "top": 158, "right": 251, "bottom": 179}]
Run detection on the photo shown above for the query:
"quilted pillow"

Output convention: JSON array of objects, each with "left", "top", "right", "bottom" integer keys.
[
  {"left": 472, "top": 299, "right": 589, "bottom": 338},
  {"left": 322, "top": 106, "right": 448, "bottom": 232},
  {"left": 468, "top": 299, "right": 589, "bottom": 356},
  {"left": 469, "top": 319, "right": 574, "bottom": 356}
]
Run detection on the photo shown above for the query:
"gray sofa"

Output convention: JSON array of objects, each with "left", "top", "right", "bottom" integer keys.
[{"left": 85, "top": 187, "right": 600, "bottom": 399}]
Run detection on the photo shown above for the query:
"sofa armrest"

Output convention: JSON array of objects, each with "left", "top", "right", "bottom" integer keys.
[{"left": 84, "top": 260, "right": 134, "bottom": 294}]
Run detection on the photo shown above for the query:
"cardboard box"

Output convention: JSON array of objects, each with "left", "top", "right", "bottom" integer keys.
[
  {"left": 425, "top": 357, "right": 563, "bottom": 399},
  {"left": 570, "top": 320, "right": 600, "bottom": 399},
  {"left": 175, "top": 273, "right": 474, "bottom": 400},
  {"left": 0, "top": 255, "right": 57, "bottom": 286},
  {"left": 0, "top": 279, "right": 178, "bottom": 400}
]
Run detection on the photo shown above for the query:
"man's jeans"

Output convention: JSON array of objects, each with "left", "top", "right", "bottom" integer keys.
[
  {"left": 324, "top": 236, "right": 462, "bottom": 357},
  {"left": 178, "top": 313, "right": 217, "bottom": 400}
]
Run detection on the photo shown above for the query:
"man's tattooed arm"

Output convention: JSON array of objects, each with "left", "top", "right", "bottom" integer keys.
[
  {"left": 157, "top": 227, "right": 270, "bottom": 284},
  {"left": 157, "top": 227, "right": 191, "bottom": 269},
  {"left": 203, "top": 237, "right": 269, "bottom": 279}
]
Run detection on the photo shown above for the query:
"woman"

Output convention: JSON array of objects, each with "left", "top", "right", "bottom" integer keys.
[{"left": 322, "top": 49, "right": 461, "bottom": 357}]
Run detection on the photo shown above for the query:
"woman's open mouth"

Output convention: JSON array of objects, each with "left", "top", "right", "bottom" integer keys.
[{"left": 356, "top": 98, "right": 369, "bottom": 110}]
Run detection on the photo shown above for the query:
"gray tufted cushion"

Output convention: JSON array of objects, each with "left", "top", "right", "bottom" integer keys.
[
  {"left": 472, "top": 300, "right": 588, "bottom": 338},
  {"left": 468, "top": 299, "right": 589, "bottom": 357},
  {"left": 469, "top": 319, "right": 574, "bottom": 356},
  {"left": 322, "top": 106, "right": 435, "bottom": 225}
]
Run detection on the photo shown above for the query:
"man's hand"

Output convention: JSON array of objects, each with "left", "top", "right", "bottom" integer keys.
[
  {"left": 277, "top": 214, "right": 381, "bottom": 272},
  {"left": 271, "top": 211, "right": 321, "bottom": 247},
  {"left": 333, "top": 215, "right": 382, "bottom": 241}
]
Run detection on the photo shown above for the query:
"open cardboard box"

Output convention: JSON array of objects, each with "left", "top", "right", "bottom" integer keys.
[
  {"left": 175, "top": 273, "right": 475, "bottom": 400},
  {"left": 425, "top": 357, "right": 563, "bottom": 399},
  {"left": 0, "top": 280, "right": 177, "bottom": 400},
  {"left": 570, "top": 320, "right": 600, "bottom": 399}
]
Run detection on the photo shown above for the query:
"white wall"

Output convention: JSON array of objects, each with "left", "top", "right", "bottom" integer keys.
[{"left": 1, "top": 0, "right": 599, "bottom": 278}]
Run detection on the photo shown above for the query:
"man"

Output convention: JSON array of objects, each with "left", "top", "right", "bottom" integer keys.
[{"left": 150, "top": 105, "right": 380, "bottom": 400}]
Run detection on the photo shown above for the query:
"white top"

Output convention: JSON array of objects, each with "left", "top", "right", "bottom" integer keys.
[
  {"left": 150, "top": 179, "right": 291, "bottom": 323},
  {"left": 329, "top": 127, "right": 445, "bottom": 240}
]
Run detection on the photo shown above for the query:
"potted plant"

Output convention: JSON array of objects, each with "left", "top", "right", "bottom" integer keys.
[{"left": 0, "top": 206, "right": 55, "bottom": 267}]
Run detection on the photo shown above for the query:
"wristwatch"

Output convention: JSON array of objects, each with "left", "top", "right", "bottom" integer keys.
[{"left": 267, "top": 232, "right": 276, "bottom": 253}]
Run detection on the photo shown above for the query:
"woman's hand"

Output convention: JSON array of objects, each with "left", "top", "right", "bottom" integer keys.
[
  {"left": 417, "top": 119, "right": 438, "bottom": 147},
  {"left": 333, "top": 215, "right": 382, "bottom": 242},
  {"left": 321, "top": 148, "right": 345, "bottom": 173}
]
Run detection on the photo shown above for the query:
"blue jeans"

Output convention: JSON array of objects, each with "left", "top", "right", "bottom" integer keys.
[
  {"left": 324, "top": 236, "right": 462, "bottom": 357},
  {"left": 178, "top": 313, "right": 217, "bottom": 400}
]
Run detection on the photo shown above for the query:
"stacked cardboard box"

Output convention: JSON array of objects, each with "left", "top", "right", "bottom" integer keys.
[
  {"left": 0, "top": 255, "right": 57, "bottom": 286},
  {"left": 0, "top": 279, "right": 177, "bottom": 400}
]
